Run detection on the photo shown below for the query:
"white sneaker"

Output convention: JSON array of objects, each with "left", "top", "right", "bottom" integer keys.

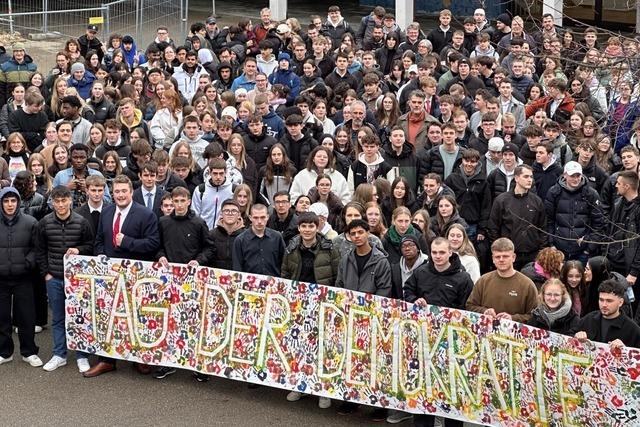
[
  {"left": 43, "top": 355, "right": 67, "bottom": 371},
  {"left": 22, "top": 355, "right": 43, "bottom": 367},
  {"left": 77, "top": 358, "right": 90, "bottom": 373},
  {"left": 34, "top": 326, "right": 43, "bottom": 333},
  {"left": 318, "top": 397, "right": 331, "bottom": 409},
  {"left": 0, "top": 355, "right": 13, "bottom": 365},
  {"left": 386, "top": 409, "right": 413, "bottom": 424},
  {"left": 286, "top": 391, "right": 304, "bottom": 402}
]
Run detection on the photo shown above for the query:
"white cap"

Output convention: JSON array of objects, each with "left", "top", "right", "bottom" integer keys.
[
  {"left": 309, "top": 202, "right": 329, "bottom": 218},
  {"left": 408, "top": 64, "right": 419, "bottom": 74},
  {"left": 221, "top": 106, "right": 237, "bottom": 120},
  {"left": 276, "top": 23, "right": 291, "bottom": 35},
  {"left": 488, "top": 137, "right": 504, "bottom": 152},
  {"left": 474, "top": 8, "right": 485, "bottom": 15},
  {"left": 563, "top": 161, "right": 582, "bottom": 175}
]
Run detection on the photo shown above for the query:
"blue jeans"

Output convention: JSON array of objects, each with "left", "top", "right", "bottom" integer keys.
[{"left": 46, "top": 278, "right": 87, "bottom": 360}]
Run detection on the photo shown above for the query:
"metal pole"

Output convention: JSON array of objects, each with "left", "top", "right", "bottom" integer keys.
[
  {"left": 43, "top": 0, "right": 48, "bottom": 32},
  {"left": 637, "top": 0, "right": 640, "bottom": 34},
  {"left": 102, "top": 4, "right": 110, "bottom": 38},
  {"left": 135, "top": 0, "right": 141, "bottom": 43},
  {"left": 211, "top": 0, "right": 216, "bottom": 16},
  {"left": 7, "top": 0, "right": 13, "bottom": 35}
]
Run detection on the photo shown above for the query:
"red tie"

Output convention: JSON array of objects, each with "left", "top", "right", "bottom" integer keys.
[{"left": 112, "top": 212, "right": 121, "bottom": 247}]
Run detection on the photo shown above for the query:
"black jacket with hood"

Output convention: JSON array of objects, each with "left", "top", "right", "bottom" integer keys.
[
  {"left": 0, "top": 187, "right": 37, "bottom": 278},
  {"left": 545, "top": 175, "right": 605, "bottom": 255}
]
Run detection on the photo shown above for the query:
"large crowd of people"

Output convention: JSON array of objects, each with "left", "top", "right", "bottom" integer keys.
[{"left": 1, "top": 5, "right": 640, "bottom": 425}]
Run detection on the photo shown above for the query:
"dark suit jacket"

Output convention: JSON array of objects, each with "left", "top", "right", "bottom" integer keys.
[
  {"left": 94, "top": 201, "right": 160, "bottom": 261},
  {"left": 75, "top": 202, "right": 110, "bottom": 236},
  {"left": 132, "top": 187, "right": 167, "bottom": 218}
]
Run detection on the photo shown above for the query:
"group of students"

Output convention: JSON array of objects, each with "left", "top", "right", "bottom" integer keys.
[{"left": 1, "top": 3, "right": 640, "bottom": 426}]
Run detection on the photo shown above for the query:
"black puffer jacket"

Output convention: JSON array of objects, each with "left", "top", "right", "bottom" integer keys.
[
  {"left": 545, "top": 176, "right": 605, "bottom": 255},
  {"left": 487, "top": 165, "right": 517, "bottom": 200},
  {"left": 35, "top": 211, "right": 94, "bottom": 279},
  {"left": 403, "top": 254, "right": 474, "bottom": 310},
  {"left": 209, "top": 224, "right": 244, "bottom": 270},
  {"left": 0, "top": 187, "right": 37, "bottom": 278},
  {"left": 20, "top": 192, "right": 47, "bottom": 221},
  {"left": 88, "top": 96, "right": 117, "bottom": 124}
]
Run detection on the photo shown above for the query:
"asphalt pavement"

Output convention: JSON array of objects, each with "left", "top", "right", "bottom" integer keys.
[{"left": 1, "top": 328, "right": 412, "bottom": 426}]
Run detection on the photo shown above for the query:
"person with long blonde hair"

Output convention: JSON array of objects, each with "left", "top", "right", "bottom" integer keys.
[
  {"left": 150, "top": 88, "right": 183, "bottom": 149},
  {"left": 227, "top": 133, "right": 257, "bottom": 190}
]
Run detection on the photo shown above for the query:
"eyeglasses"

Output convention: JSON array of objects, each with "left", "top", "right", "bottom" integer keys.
[
  {"left": 222, "top": 209, "right": 240, "bottom": 215},
  {"left": 274, "top": 200, "right": 289, "bottom": 205}
]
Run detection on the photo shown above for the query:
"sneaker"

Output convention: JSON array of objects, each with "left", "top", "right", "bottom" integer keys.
[
  {"left": 318, "top": 397, "right": 331, "bottom": 409},
  {"left": 371, "top": 408, "right": 387, "bottom": 422},
  {"left": 34, "top": 326, "right": 43, "bottom": 333},
  {"left": 43, "top": 355, "right": 66, "bottom": 371},
  {"left": 193, "top": 372, "right": 209, "bottom": 382},
  {"left": 23, "top": 355, "right": 44, "bottom": 367},
  {"left": 0, "top": 355, "right": 13, "bottom": 365},
  {"left": 286, "top": 391, "right": 304, "bottom": 402},
  {"left": 77, "top": 358, "right": 90, "bottom": 373},
  {"left": 153, "top": 367, "right": 177, "bottom": 379},
  {"left": 386, "top": 409, "right": 413, "bottom": 424}
]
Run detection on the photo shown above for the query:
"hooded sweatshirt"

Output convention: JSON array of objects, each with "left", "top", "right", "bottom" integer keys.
[
  {"left": 0, "top": 187, "right": 37, "bottom": 277},
  {"left": 192, "top": 176, "right": 234, "bottom": 230},
  {"left": 347, "top": 152, "right": 391, "bottom": 191}
]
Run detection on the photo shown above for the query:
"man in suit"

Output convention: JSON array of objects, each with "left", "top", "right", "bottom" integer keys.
[
  {"left": 84, "top": 174, "right": 160, "bottom": 378},
  {"left": 132, "top": 161, "right": 167, "bottom": 218},
  {"left": 74, "top": 175, "right": 109, "bottom": 235}
]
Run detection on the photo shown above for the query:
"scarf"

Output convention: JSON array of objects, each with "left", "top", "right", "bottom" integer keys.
[
  {"left": 388, "top": 224, "right": 417, "bottom": 245},
  {"left": 534, "top": 262, "right": 552, "bottom": 280},
  {"left": 532, "top": 296, "right": 572, "bottom": 327}
]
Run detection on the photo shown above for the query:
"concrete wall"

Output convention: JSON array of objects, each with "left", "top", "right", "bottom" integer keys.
[{"left": 358, "top": 0, "right": 507, "bottom": 19}]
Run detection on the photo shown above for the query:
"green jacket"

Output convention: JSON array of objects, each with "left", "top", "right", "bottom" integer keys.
[{"left": 281, "top": 234, "right": 340, "bottom": 286}]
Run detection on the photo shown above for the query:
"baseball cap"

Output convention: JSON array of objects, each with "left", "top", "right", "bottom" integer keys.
[
  {"left": 408, "top": 64, "right": 419, "bottom": 74},
  {"left": 458, "top": 57, "right": 471, "bottom": 66},
  {"left": 206, "top": 17, "right": 216, "bottom": 25},
  {"left": 564, "top": 161, "right": 582, "bottom": 176},
  {"left": 12, "top": 42, "right": 25, "bottom": 52},
  {"left": 309, "top": 203, "right": 329, "bottom": 218},
  {"left": 87, "top": 24, "right": 98, "bottom": 33},
  {"left": 488, "top": 137, "right": 504, "bottom": 152},
  {"left": 221, "top": 106, "right": 237, "bottom": 120},
  {"left": 277, "top": 23, "right": 291, "bottom": 35}
]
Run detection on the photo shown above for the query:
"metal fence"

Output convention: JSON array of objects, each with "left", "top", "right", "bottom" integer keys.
[{"left": 0, "top": 0, "right": 186, "bottom": 49}]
